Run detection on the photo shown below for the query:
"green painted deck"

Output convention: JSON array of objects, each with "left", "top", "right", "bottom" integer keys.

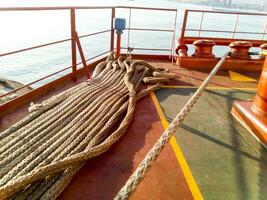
[{"left": 156, "top": 87, "right": 267, "bottom": 200}]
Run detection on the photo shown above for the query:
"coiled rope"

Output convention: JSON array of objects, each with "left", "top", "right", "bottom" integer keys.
[
  {"left": 115, "top": 52, "right": 229, "bottom": 200},
  {"left": 0, "top": 54, "right": 176, "bottom": 200}
]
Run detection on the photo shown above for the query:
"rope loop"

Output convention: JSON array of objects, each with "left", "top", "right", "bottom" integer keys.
[{"left": 0, "top": 54, "right": 177, "bottom": 199}]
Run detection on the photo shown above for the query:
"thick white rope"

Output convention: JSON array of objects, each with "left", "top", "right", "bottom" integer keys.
[
  {"left": 114, "top": 52, "right": 229, "bottom": 200},
  {"left": 0, "top": 55, "right": 178, "bottom": 199}
]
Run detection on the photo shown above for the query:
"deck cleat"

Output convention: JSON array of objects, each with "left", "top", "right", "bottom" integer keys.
[
  {"left": 229, "top": 41, "right": 253, "bottom": 58},
  {"left": 192, "top": 39, "right": 216, "bottom": 58}
]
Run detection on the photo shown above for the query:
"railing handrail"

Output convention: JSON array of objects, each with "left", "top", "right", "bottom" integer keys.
[
  {"left": 180, "top": 9, "right": 267, "bottom": 44},
  {"left": 116, "top": 6, "right": 177, "bottom": 12},
  {"left": 125, "top": 27, "right": 174, "bottom": 32},
  {"left": 0, "top": 5, "right": 177, "bottom": 102},
  {"left": 185, "top": 9, "right": 267, "bottom": 16},
  {"left": 0, "top": 6, "right": 177, "bottom": 12},
  {"left": 0, "top": 6, "right": 114, "bottom": 11},
  {"left": 0, "top": 29, "right": 111, "bottom": 58},
  {"left": 185, "top": 28, "right": 267, "bottom": 35},
  {"left": 0, "top": 6, "right": 177, "bottom": 59},
  {"left": 0, "top": 6, "right": 177, "bottom": 58},
  {"left": 0, "top": 38, "right": 71, "bottom": 58},
  {"left": 0, "top": 49, "right": 111, "bottom": 99}
]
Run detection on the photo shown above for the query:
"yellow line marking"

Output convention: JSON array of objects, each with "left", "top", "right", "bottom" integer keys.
[
  {"left": 229, "top": 70, "right": 256, "bottom": 82},
  {"left": 150, "top": 92, "right": 169, "bottom": 130},
  {"left": 161, "top": 85, "right": 257, "bottom": 91},
  {"left": 150, "top": 92, "right": 204, "bottom": 200}
]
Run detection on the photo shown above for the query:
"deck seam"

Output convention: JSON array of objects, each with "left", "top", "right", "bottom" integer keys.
[{"left": 150, "top": 91, "right": 204, "bottom": 200}]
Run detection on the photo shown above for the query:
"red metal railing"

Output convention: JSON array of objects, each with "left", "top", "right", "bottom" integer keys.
[
  {"left": 180, "top": 9, "right": 267, "bottom": 46},
  {"left": 0, "top": 6, "right": 177, "bottom": 101},
  {"left": 120, "top": 7, "right": 178, "bottom": 58}
]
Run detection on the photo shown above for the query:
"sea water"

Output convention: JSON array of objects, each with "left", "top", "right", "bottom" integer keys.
[{"left": 0, "top": 0, "right": 265, "bottom": 87}]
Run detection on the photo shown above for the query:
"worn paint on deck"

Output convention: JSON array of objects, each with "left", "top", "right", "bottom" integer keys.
[
  {"left": 1, "top": 59, "right": 265, "bottom": 200},
  {"left": 151, "top": 92, "right": 204, "bottom": 200},
  {"left": 155, "top": 87, "right": 267, "bottom": 200},
  {"left": 59, "top": 95, "right": 194, "bottom": 200}
]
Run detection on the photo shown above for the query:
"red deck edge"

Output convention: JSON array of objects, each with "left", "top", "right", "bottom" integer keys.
[
  {"left": 122, "top": 54, "right": 171, "bottom": 60},
  {"left": 177, "top": 57, "right": 264, "bottom": 71},
  {"left": 182, "top": 37, "right": 267, "bottom": 47}
]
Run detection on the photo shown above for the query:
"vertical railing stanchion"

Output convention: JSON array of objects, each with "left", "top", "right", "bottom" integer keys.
[
  {"left": 180, "top": 10, "right": 188, "bottom": 44},
  {"left": 75, "top": 31, "right": 90, "bottom": 79},
  {"left": 171, "top": 9, "right": 178, "bottom": 64},
  {"left": 116, "top": 32, "right": 121, "bottom": 58},
  {"left": 126, "top": 8, "right": 132, "bottom": 56},
  {"left": 197, "top": 11, "right": 204, "bottom": 37},
  {"left": 110, "top": 7, "right": 116, "bottom": 51},
  {"left": 70, "top": 8, "right": 77, "bottom": 81},
  {"left": 262, "top": 19, "right": 267, "bottom": 40},
  {"left": 232, "top": 14, "right": 239, "bottom": 38}
]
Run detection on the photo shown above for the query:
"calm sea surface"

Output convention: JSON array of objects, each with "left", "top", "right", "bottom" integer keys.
[{"left": 0, "top": 0, "right": 265, "bottom": 86}]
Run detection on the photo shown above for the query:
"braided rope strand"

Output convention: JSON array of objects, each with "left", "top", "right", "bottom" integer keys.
[
  {"left": 114, "top": 53, "right": 229, "bottom": 200},
  {"left": 0, "top": 55, "right": 176, "bottom": 200}
]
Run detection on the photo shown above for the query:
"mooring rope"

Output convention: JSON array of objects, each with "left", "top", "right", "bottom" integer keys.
[
  {"left": 0, "top": 54, "right": 176, "bottom": 200},
  {"left": 114, "top": 52, "right": 229, "bottom": 200}
]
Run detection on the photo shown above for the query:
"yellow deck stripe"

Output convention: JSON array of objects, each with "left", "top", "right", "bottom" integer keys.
[
  {"left": 150, "top": 92, "right": 204, "bottom": 200},
  {"left": 161, "top": 85, "right": 257, "bottom": 90},
  {"left": 228, "top": 70, "right": 256, "bottom": 82}
]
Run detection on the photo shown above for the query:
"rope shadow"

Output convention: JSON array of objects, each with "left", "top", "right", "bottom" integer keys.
[{"left": 58, "top": 95, "right": 154, "bottom": 200}]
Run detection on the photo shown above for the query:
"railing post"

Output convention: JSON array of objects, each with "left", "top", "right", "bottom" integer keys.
[
  {"left": 197, "top": 12, "right": 204, "bottom": 37},
  {"left": 232, "top": 14, "right": 239, "bottom": 38},
  {"left": 110, "top": 8, "right": 116, "bottom": 51},
  {"left": 262, "top": 20, "right": 267, "bottom": 40},
  {"left": 180, "top": 10, "right": 188, "bottom": 44},
  {"left": 75, "top": 31, "right": 90, "bottom": 79},
  {"left": 171, "top": 9, "right": 178, "bottom": 63},
  {"left": 70, "top": 8, "right": 77, "bottom": 81},
  {"left": 126, "top": 8, "right": 132, "bottom": 56},
  {"left": 116, "top": 32, "right": 121, "bottom": 58}
]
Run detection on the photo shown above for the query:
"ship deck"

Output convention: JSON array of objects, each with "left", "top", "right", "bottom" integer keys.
[{"left": 1, "top": 59, "right": 267, "bottom": 200}]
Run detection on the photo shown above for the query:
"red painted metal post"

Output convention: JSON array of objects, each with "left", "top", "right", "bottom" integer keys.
[
  {"left": 197, "top": 12, "right": 204, "bottom": 37},
  {"left": 116, "top": 32, "right": 121, "bottom": 58},
  {"left": 253, "top": 58, "right": 267, "bottom": 115},
  {"left": 176, "top": 10, "right": 189, "bottom": 56},
  {"left": 70, "top": 8, "right": 77, "bottom": 80},
  {"left": 180, "top": 10, "right": 189, "bottom": 44},
  {"left": 232, "top": 14, "right": 240, "bottom": 38},
  {"left": 110, "top": 8, "right": 116, "bottom": 51},
  {"left": 75, "top": 31, "right": 90, "bottom": 79}
]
